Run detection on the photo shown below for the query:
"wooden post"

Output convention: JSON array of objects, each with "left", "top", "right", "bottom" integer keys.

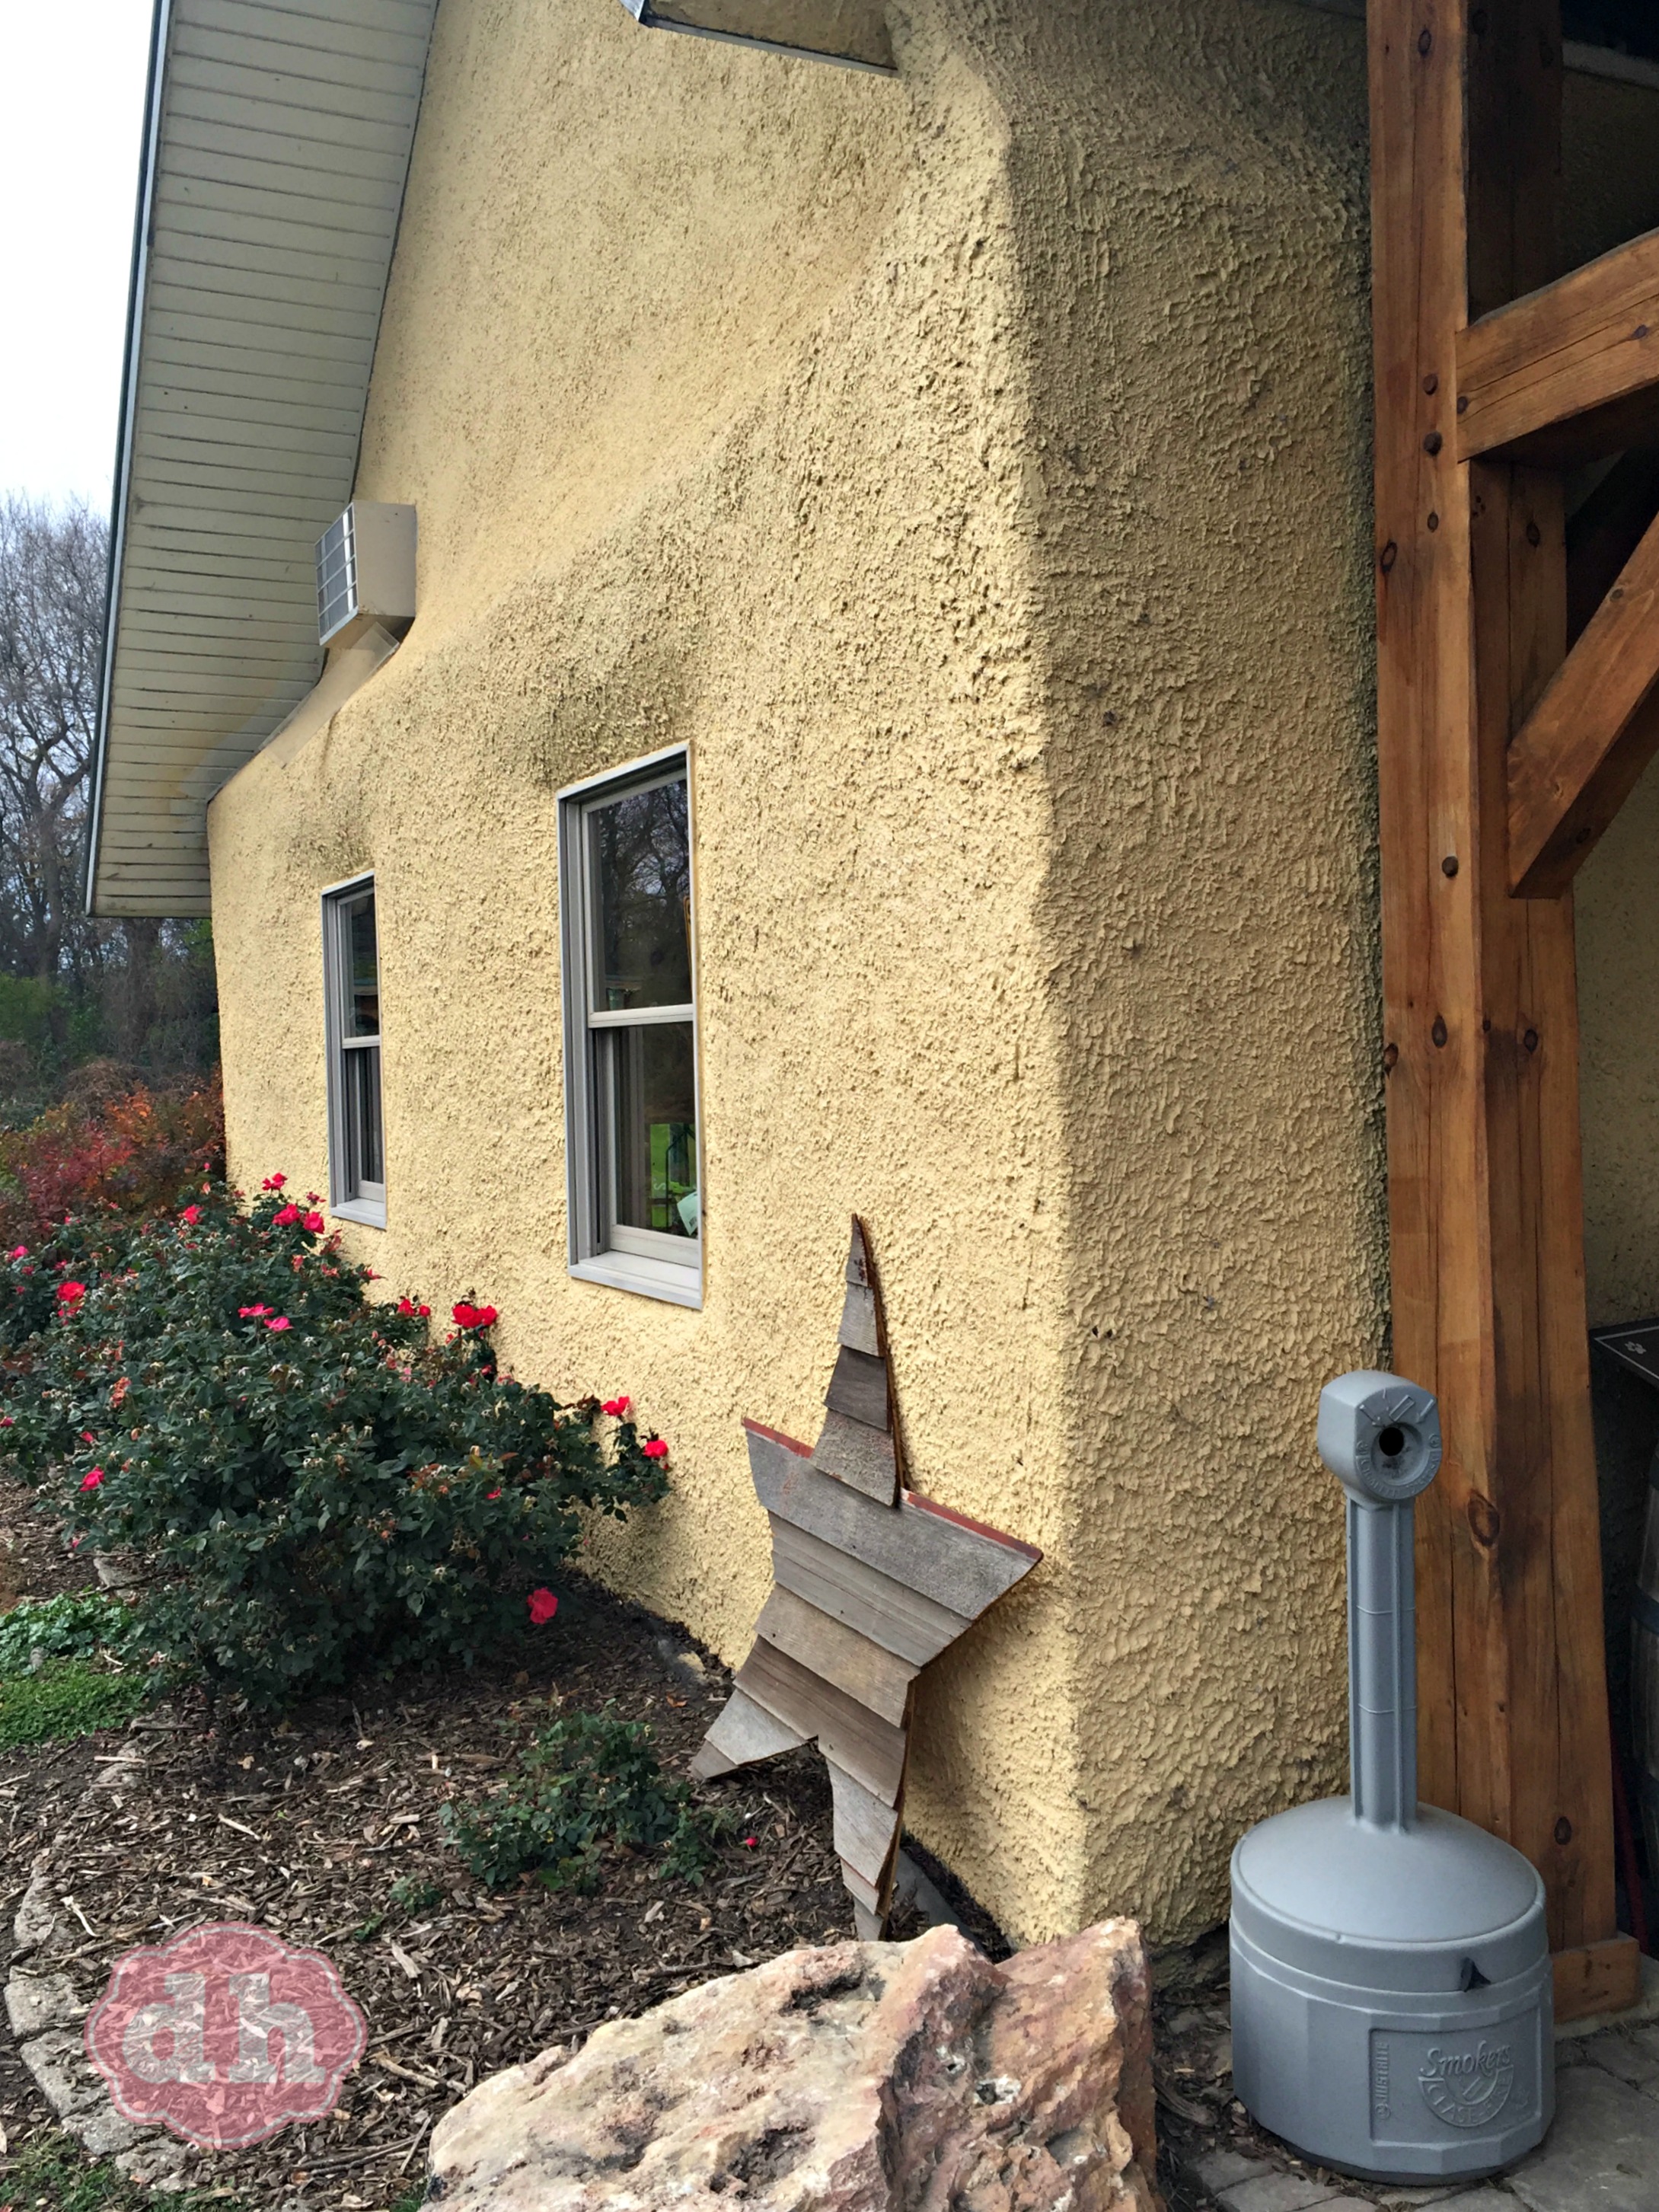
[{"left": 1368, "top": 0, "right": 1639, "bottom": 2017}]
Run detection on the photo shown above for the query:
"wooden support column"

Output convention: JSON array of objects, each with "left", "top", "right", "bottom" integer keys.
[{"left": 1369, "top": 0, "right": 1640, "bottom": 2018}]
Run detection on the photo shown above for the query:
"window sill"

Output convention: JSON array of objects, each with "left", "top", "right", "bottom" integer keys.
[
  {"left": 330, "top": 1198, "right": 387, "bottom": 1230},
  {"left": 569, "top": 1253, "right": 703, "bottom": 1310}
]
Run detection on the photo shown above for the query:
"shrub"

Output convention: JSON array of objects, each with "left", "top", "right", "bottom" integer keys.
[
  {"left": 441, "top": 1706, "right": 730, "bottom": 1891},
  {"left": 0, "top": 1074, "right": 223, "bottom": 1255},
  {"left": 1, "top": 1184, "right": 670, "bottom": 1707}
]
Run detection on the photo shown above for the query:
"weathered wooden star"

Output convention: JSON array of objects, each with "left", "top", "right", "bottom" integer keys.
[{"left": 692, "top": 1218, "right": 1042, "bottom": 1935}]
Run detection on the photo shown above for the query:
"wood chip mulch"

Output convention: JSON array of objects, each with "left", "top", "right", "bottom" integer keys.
[{"left": 0, "top": 1478, "right": 1007, "bottom": 2210}]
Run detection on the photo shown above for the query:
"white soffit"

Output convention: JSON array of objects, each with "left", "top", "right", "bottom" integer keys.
[{"left": 88, "top": 0, "right": 438, "bottom": 918}]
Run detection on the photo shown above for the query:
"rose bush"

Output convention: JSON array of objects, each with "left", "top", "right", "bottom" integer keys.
[{"left": 0, "top": 1183, "right": 669, "bottom": 1707}]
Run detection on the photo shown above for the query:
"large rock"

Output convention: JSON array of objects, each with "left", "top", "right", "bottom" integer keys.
[{"left": 429, "top": 1920, "right": 1158, "bottom": 2212}]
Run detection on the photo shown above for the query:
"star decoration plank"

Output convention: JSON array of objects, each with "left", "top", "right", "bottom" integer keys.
[{"left": 691, "top": 1218, "right": 1042, "bottom": 1935}]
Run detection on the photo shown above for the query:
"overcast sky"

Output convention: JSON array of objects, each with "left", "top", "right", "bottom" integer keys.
[{"left": 0, "top": 2, "right": 153, "bottom": 513}]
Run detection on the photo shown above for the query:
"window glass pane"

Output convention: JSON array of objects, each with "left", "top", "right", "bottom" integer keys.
[
  {"left": 346, "top": 1044, "right": 383, "bottom": 1192},
  {"left": 346, "top": 894, "right": 379, "bottom": 1038},
  {"left": 611, "top": 1022, "right": 697, "bottom": 1239},
  {"left": 589, "top": 778, "right": 691, "bottom": 1012}
]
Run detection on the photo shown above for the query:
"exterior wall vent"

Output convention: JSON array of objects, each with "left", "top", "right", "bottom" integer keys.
[
  {"left": 616, "top": 1, "right": 895, "bottom": 72},
  {"left": 315, "top": 503, "right": 418, "bottom": 650}
]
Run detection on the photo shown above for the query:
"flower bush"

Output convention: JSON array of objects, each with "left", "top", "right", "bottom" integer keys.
[{"left": 0, "top": 1183, "right": 669, "bottom": 1707}]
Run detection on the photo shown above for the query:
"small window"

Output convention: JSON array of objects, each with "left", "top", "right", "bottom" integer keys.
[
  {"left": 323, "top": 875, "right": 386, "bottom": 1227},
  {"left": 560, "top": 753, "right": 701, "bottom": 1307}
]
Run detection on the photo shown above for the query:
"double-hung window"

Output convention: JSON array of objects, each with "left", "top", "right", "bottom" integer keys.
[
  {"left": 323, "top": 875, "right": 386, "bottom": 1227},
  {"left": 560, "top": 752, "right": 701, "bottom": 1306}
]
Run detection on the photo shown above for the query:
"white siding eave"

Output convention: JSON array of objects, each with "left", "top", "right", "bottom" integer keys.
[{"left": 87, "top": 0, "right": 439, "bottom": 918}]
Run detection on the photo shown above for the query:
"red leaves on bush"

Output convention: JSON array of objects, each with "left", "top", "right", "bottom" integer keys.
[{"left": 0, "top": 1075, "right": 224, "bottom": 1251}]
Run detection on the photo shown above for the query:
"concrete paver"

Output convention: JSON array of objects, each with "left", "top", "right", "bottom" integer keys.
[
  {"left": 1215, "top": 2177, "right": 1345, "bottom": 2212},
  {"left": 1192, "top": 2152, "right": 1277, "bottom": 2194},
  {"left": 1502, "top": 2061, "right": 1659, "bottom": 2212}
]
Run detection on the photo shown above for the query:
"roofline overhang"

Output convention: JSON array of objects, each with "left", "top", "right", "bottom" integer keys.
[{"left": 85, "top": 0, "right": 172, "bottom": 918}]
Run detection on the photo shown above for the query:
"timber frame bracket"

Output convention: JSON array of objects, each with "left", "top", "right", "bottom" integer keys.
[{"left": 1370, "top": 0, "right": 1643, "bottom": 2020}]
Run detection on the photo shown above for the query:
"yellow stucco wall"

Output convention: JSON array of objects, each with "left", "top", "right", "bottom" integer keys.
[{"left": 206, "top": 0, "right": 1659, "bottom": 1944}]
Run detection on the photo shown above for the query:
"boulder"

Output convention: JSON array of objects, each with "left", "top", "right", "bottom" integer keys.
[{"left": 428, "top": 1920, "right": 1158, "bottom": 2212}]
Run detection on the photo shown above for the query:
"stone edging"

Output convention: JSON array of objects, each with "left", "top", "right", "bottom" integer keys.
[{"left": 5, "top": 1735, "right": 190, "bottom": 2190}]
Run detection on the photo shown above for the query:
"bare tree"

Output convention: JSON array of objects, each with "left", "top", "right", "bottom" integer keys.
[
  {"left": 0, "top": 496, "right": 107, "bottom": 983},
  {"left": 0, "top": 496, "right": 217, "bottom": 1093}
]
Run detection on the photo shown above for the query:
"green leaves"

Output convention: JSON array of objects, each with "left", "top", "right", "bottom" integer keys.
[
  {"left": 0, "top": 1184, "right": 670, "bottom": 1707},
  {"left": 440, "top": 1706, "right": 731, "bottom": 1892}
]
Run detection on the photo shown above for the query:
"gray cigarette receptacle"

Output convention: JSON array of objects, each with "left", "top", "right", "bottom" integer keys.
[{"left": 1230, "top": 1371, "right": 1552, "bottom": 2181}]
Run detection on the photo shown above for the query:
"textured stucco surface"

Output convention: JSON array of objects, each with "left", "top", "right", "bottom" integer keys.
[{"left": 207, "top": 0, "right": 1659, "bottom": 1944}]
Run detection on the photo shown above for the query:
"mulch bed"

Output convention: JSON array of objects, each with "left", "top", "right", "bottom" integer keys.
[{"left": 0, "top": 1479, "right": 1003, "bottom": 2209}]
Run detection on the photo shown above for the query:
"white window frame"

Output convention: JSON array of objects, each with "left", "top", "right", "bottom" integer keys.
[
  {"left": 559, "top": 747, "right": 703, "bottom": 1309},
  {"left": 321, "top": 871, "right": 388, "bottom": 1229}
]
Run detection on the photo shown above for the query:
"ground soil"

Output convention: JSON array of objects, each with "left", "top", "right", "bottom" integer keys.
[{"left": 0, "top": 1476, "right": 1004, "bottom": 2209}]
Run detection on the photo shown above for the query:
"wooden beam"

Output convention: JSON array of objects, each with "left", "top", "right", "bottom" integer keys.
[
  {"left": 1457, "top": 225, "right": 1659, "bottom": 468},
  {"left": 1507, "top": 508, "right": 1659, "bottom": 895},
  {"left": 1370, "top": 0, "right": 1632, "bottom": 2006}
]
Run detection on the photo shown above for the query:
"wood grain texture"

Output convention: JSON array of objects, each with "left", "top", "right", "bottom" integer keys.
[
  {"left": 811, "top": 1410, "right": 898, "bottom": 1505},
  {"left": 828, "top": 1759, "right": 903, "bottom": 1885},
  {"left": 754, "top": 1583, "right": 917, "bottom": 1727},
  {"left": 733, "top": 1636, "right": 908, "bottom": 1802},
  {"left": 748, "top": 1423, "right": 1038, "bottom": 1618},
  {"left": 1370, "top": 0, "right": 1619, "bottom": 1960},
  {"left": 1457, "top": 224, "right": 1659, "bottom": 468},
  {"left": 837, "top": 1281, "right": 879, "bottom": 1357},
  {"left": 1552, "top": 1935, "right": 1642, "bottom": 2022},
  {"left": 1507, "top": 508, "right": 1659, "bottom": 895},
  {"left": 825, "top": 1345, "right": 891, "bottom": 1431},
  {"left": 690, "top": 1688, "right": 807, "bottom": 1779},
  {"left": 768, "top": 1515, "right": 968, "bottom": 1668}
]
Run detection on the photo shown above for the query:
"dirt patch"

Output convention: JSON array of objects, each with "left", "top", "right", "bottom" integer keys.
[
  {"left": 0, "top": 1492, "right": 1004, "bottom": 2209},
  {"left": 0, "top": 1470, "right": 100, "bottom": 1610}
]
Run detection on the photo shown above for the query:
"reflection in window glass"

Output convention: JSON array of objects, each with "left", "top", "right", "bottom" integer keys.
[
  {"left": 610, "top": 1022, "right": 698, "bottom": 1238},
  {"left": 563, "top": 758, "right": 701, "bottom": 1298},
  {"left": 346, "top": 895, "right": 379, "bottom": 1037},
  {"left": 589, "top": 780, "right": 692, "bottom": 1011},
  {"left": 327, "top": 880, "right": 385, "bottom": 1218},
  {"left": 345, "top": 1042, "right": 383, "bottom": 1189}
]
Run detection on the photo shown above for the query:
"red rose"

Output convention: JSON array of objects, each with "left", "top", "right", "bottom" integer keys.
[
  {"left": 238, "top": 1305, "right": 271, "bottom": 1318},
  {"left": 527, "top": 1588, "right": 558, "bottom": 1626},
  {"left": 303, "top": 1211, "right": 324, "bottom": 1234},
  {"left": 264, "top": 1317, "right": 292, "bottom": 1333},
  {"left": 180, "top": 1204, "right": 202, "bottom": 1225},
  {"left": 262, "top": 1174, "right": 287, "bottom": 1191},
  {"left": 642, "top": 1438, "right": 668, "bottom": 1461},
  {"left": 56, "top": 1282, "right": 86, "bottom": 1310},
  {"left": 601, "top": 1396, "right": 632, "bottom": 1418},
  {"left": 80, "top": 1467, "right": 104, "bottom": 1492},
  {"left": 273, "top": 1205, "right": 301, "bottom": 1227}
]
